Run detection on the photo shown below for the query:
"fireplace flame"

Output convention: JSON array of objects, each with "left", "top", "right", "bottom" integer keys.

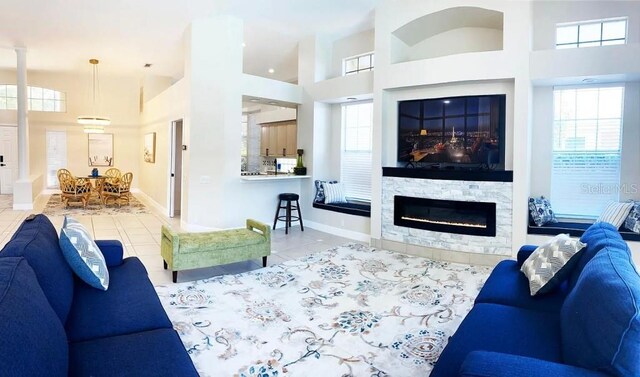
[{"left": 400, "top": 216, "right": 487, "bottom": 229}]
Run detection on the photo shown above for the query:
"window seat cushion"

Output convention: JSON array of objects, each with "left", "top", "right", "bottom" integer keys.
[
  {"left": 313, "top": 201, "right": 371, "bottom": 218},
  {"left": 527, "top": 221, "right": 640, "bottom": 241}
]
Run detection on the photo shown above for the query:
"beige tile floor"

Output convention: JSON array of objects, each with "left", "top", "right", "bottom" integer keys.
[{"left": 0, "top": 194, "right": 358, "bottom": 285}]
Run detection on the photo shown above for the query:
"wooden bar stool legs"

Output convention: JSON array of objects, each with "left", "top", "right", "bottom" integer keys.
[{"left": 272, "top": 193, "right": 304, "bottom": 235}]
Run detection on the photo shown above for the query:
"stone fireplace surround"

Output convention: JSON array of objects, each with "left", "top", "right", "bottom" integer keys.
[{"left": 379, "top": 168, "right": 513, "bottom": 266}]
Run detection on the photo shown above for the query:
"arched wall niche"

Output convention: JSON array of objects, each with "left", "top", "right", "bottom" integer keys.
[{"left": 391, "top": 6, "right": 504, "bottom": 63}]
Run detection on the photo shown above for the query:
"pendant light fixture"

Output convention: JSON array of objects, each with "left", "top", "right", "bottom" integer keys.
[{"left": 78, "top": 59, "right": 110, "bottom": 133}]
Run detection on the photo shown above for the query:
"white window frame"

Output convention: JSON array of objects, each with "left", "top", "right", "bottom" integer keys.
[
  {"left": 556, "top": 17, "right": 627, "bottom": 49},
  {"left": 46, "top": 131, "right": 67, "bottom": 189},
  {"left": 340, "top": 100, "right": 373, "bottom": 202},
  {"left": 343, "top": 52, "right": 375, "bottom": 76},
  {"left": 0, "top": 84, "right": 67, "bottom": 112},
  {"left": 550, "top": 84, "right": 625, "bottom": 218}
]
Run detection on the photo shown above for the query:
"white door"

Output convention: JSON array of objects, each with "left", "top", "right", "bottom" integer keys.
[{"left": 0, "top": 126, "right": 18, "bottom": 194}]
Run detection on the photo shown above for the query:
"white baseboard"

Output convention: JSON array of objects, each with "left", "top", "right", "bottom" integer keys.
[
  {"left": 304, "top": 220, "right": 370, "bottom": 243},
  {"left": 132, "top": 188, "right": 167, "bottom": 216}
]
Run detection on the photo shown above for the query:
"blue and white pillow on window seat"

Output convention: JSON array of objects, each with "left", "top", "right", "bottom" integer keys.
[{"left": 624, "top": 202, "right": 640, "bottom": 234}]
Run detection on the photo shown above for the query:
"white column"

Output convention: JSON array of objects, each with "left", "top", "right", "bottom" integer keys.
[
  {"left": 12, "top": 47, "right": 33, "bottom": 210},
  {"left": 15, "top": 47, "right": 29, "bottom": 180}
]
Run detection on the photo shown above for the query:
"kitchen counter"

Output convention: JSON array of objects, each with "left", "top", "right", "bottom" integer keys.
[{"left": 240, "top": 174, "right": 311, "bottom": 182}]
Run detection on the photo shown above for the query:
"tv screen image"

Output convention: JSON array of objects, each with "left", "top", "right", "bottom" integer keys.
[{"left": 397, "top": 94, "right": 506, "bottom": 168}]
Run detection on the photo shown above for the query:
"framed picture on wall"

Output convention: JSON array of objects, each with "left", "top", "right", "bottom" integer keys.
[
  {"left": 144, "top": 132, "right": 156, "bottom": 163},
  {"left": 88, "top": 133, "right": 114, "bottom": 167}
]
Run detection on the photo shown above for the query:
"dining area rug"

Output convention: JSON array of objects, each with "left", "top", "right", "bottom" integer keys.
[
  {"left": 156, "top": 243, "right": 490, "bottom": 377},
  {"left": 41, "top": 193, "right": 150, "bottom": 216}
]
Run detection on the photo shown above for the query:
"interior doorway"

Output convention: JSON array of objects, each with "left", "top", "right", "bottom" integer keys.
[
  {"left": 0, "top": 126, "right": 18, "bottom": 194},
  {"left": 169, "top": 119, "right": 183, "bottom": 218}
]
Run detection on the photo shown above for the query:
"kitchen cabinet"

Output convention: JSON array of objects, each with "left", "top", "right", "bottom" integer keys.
[
  {"left": 260, "top": 126, "right": 270, "bottom": 156},
  {"left": 260, "top": 121, "right": 297, "bottom": 157}
]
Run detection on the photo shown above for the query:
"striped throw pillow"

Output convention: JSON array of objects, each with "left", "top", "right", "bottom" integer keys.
[
  {"left": 597, "top": 201, "right": 634, "bottom": 228},
  {"left": 521, "top": 233, "right": 586, "bottom": 296},
  {"left": 323, "top": 181, "right": 347, "bottom": 204}
]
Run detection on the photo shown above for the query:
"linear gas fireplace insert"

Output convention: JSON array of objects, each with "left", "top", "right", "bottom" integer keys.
[{"left": 394, "top": 196, "right": 496, "bottom": 237}]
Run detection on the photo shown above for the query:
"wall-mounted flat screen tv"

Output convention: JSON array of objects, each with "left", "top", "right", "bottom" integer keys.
[{"left": 397, "top": 94, "right": 506, "bottom": 169}]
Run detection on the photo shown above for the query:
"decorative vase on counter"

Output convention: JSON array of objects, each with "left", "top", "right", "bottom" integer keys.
[
  {"left": 294, "top": 149, "right": 307, "bottom": 175},
  {"left": 91, "top": 168, "right": 99, "bottom": 177}
]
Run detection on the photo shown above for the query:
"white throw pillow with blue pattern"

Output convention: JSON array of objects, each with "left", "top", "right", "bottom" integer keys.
[
  {"left": 59, "top": 222, "right": 109, "bottom": 291},
  {"left": 624, "top": 202, "right": 640, "bottom": 234},
  {"left": 323, "top": 181, "right": 347, "bottom": 204}
]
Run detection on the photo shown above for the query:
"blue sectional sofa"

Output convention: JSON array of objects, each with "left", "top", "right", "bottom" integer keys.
[
  {"left": 0, "top": 214, "right": 198, "bottom": 376},
  {"left": 431, "top": 222, "right": 640, "bottom": 377}
]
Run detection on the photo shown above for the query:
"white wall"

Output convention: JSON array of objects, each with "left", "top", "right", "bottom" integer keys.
[
  {"left": 139, "top": 78, "right": 187, "bottom": 213},
  {"left": 392, "top": 27, "right": 503, "bottom": 63},
  {"left": 330, "top": 29, "right": 375, "bottom": 78}
]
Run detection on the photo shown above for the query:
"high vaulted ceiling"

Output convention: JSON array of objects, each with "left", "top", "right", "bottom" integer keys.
[{"left": 0, "top": 0, "right": 377, "bottom": 82}]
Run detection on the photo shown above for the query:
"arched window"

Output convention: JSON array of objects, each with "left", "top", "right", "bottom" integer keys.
[{"left": 0, "top": 85, "right": 66, "bottom": 112}]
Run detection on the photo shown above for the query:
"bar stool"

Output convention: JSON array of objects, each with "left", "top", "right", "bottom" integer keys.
[{"left": 272, "top": 193, "right": 304, "bottom": 235}]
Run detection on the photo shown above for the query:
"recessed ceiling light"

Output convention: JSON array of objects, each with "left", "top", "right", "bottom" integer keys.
[
  {"left": 242, "top": 42, "right": 246, "bottom": 48},
  {"left": 347, "top": 97, "right": 357, "bottom": 101},
  {"left": 443, "top": 100, "right": 451, "bottom": 104},
  {"left": 143, "top": 63, "right": 152, "bottom": 68},
  {"left": 268, "top": 68, "right": 275, "bottom": 74},
  {"left": 582, "top": 78, "right": 596, "bottom": 83},
  {"left": 250, "top": 98, "right": 259, "bottom": 102}
]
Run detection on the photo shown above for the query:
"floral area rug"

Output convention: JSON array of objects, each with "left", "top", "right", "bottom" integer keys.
[
  {"left": 41, "top": 193, "right": 150, "bottom": 216},
  {"left": 155, "top": 244, "right": 490, "bottom": 377}
]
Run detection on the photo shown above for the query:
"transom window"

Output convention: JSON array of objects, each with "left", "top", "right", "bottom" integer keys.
[
  {"left": 556, "top": 18, "right": 627, "bottom": 49},
  {"left": 343, "top": 52, "right": 374, "bottom": 76},
  {"left": 0, "top": 85, "right": 66, "bottom": 112}
]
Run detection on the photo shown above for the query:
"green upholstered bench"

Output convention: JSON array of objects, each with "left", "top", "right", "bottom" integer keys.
[{"left": 160, "top": 219, "right": 271, "bottom": 282}]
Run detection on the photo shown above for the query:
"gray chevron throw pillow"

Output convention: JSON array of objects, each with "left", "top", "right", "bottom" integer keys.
[{"left": 521, "top": 234, "right": 586, "bottom": 296}]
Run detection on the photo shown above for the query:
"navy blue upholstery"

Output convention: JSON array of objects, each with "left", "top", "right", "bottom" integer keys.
[
  {"left": 474, "top": 259, "right": 568, "bottom": 313},
  {"left": 433, "top": 221, "right": 640, "bottom": 376},
  {"left": 528, "top": 219, "right": 640, "bottom": 241},
  {"left": 568, "top": 222, "right": 626, "bottom": 289},
  {"left": 95, "top": 239, "right": 124, "bottom": 267},
  {"left": 459, "top": 351, "right": 609, "bottom": 377},
  {"left": 312, "top": 201, "right": 371, "bottom": 217},
  {"left": 561, "top": 242, "right": 640, "bottom": 376},
  {"left": 0, "top": 215, "right": 197, "bottom": 375},
  {"left": 430, "top": 303, "right": 562, "bottom": 377},
  {"left": 0, "top": 257, "right": 69, "bottom": 376},
  {"left": 0, "top": 214, "right": 75, "bottom": 323},
  {"left": 69, "top": 328, "right": 199, "bottom": 377},
  {"left": 66, "top": 257, "right": 172, "bottom": 342}
]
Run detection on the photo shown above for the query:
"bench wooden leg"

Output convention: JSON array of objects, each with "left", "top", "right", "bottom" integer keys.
[
  {"left": 263, "top": 256, "right": 267, "bottom": 267},
  {"left": 172, "top": 271, "right": 178, "bottom": 283},
  {"left": 163, "top": 260, "right": 167, "bottom": 270}
]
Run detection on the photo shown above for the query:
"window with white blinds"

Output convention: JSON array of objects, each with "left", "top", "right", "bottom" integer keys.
[
  {"left": 46, "top": 131, "right": 67, "bottom": 189},
  {"left": 341, "top": 101, "right": 373, "bottom": 202},
  {"left": 551, "top": 86, "right": 624, "bottom": 218}
]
